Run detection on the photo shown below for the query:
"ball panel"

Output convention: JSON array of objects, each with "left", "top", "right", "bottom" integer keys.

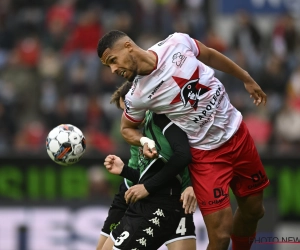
[
  {"left": 46, "top": 149, "right": 55, "bottom": 161},
  {"left": 56, "top": 131, "right": 69, "bottom": 144},
  {"left": 73, "top": 144, "right": 84, "bottom": 155},
  {"left": 73, "top": 126, "right": 83, "bottom": 136},
  {"left": 48, "top": 139, "right": 60, "bottom": 153},
  {"left": 69, "top": 132, "right": 81, "bottom": 144},
  {"left": 48, "top": 127, "right": 60, "bottom": 139}
]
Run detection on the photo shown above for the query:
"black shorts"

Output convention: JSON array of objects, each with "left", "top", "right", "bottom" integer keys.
[
  {"left": 165, "top": 207, "right": 196, "bottom": 245},
  {"left": 101, "top": 181, "right": 128, "bottom": 236},
  {"left": 111, "top": 196, "right": 182, "bottom": 250}
]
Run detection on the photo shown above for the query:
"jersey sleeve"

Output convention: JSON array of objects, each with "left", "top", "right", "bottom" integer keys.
[
  {"left": 173, "top": 32, "right": 200, "bottom": 57},
  {"left": 125, "top": 145, "right": 140, "bottom": 188},
  {"left": 143, "top": 114, "right": 192, "bottom": 194},
  {"left": 123, "top": 94, "right": 146, "bottom": 123}
]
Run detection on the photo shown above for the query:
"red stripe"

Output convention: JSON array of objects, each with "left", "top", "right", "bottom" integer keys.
[
  {"left": 124, "top": 111, "right": 144, "bottom": 123},
  {"left": 193, "top": 39, "right": 201, "bottom": 57}
]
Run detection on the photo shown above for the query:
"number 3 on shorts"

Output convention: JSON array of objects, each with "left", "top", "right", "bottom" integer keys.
[
  {"left": 115, "top": 231, "right": 130, "bottom": 246},
  {"left": 176, "top": 217, "right": 187, "bottom": 235}
]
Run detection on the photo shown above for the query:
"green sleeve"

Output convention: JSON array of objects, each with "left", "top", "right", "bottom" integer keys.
[
  {"left": 180, "top": 167, "right": 192, "bottom": 192},
  {"left": 125, "top": 145, "right": 139, "bottom": 188}
]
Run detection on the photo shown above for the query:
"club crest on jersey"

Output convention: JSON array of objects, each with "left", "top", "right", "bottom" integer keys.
[
  {"left": 170, "top": 67, "right": 211, "bottom": 110},
  {"left": 180, "top": 79, "right": 202, "bottom": 108}
]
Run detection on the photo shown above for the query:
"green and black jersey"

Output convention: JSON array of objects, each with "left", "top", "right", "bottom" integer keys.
[{"left": 121, "top": 111, "right": 192, "bottom": 196}]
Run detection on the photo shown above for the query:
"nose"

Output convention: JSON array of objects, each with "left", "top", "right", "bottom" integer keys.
[{"left": 110, "top": 65, "right": 118, "bottom": 74}]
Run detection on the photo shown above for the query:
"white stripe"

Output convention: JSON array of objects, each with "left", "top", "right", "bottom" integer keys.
[
  {"left": 124, "top": 178, "right": 130, "bottom": 189},
  {"left": 100, "top": 231, "right": 110, "bottom": 238},
  {"left": 162, "top": 121, "right": 173, "bottom": 135},
  {"left": 164, "top": 235, "right": 196, "bottom": 245},
  {"left": 139, "top": 155, "right": 163, "bottom": 180}
]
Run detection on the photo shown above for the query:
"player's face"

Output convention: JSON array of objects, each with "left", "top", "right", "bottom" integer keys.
[{"left": 101, "top": 43, "right": 138, "bottom": 82}]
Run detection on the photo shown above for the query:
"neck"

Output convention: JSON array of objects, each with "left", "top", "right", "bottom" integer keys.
[{"left": 137, "top": 50, "right": 157, "bottom": 75}]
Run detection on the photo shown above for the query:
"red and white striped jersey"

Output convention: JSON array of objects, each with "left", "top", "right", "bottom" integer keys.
[{"left": 124, "top": 32, "right": 242, "bottom": 150}]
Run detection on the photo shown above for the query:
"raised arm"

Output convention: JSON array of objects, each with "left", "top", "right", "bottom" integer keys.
[
  {"left": 195, "top": 39, "right": 267, "bottom": 106},
  {"left": 121, "top": 112, "right": 158, "bottom": 157},
  {"left": 120, "top": 112, "right": 143, "bottom": 146}
]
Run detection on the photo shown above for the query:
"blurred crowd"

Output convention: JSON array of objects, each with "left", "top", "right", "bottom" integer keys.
[{"left": 0, "top": 0, "right": 299, "bottom": 158}]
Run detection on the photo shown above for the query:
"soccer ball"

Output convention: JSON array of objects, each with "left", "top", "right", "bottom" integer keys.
[{"left": 46, "top": 124, "right": 86, "bottom": 166}]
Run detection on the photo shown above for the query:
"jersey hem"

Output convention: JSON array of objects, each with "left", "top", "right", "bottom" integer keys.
[
  {"left": 189, "top": 116, "right": 243, "bottom": 150},
  {"left": 124, "top": 111, "right": 144, "bottom": 123}
]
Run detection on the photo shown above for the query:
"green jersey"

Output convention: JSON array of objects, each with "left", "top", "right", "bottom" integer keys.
[{"left": 124, "top": 111, "right": 191, "bottom": 193}]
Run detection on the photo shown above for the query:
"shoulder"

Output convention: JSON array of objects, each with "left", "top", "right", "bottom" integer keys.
[{"left": 149, "top": 33, "right": 191, "bottom": 49}]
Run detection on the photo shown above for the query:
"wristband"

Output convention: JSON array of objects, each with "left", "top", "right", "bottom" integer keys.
[{"left": 140, "top": 137, "right": 156, "bottom": 149}]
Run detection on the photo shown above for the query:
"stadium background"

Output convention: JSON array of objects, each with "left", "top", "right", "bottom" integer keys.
[{"left": 0, "top": 0, "right": 299, "bottom": 249}]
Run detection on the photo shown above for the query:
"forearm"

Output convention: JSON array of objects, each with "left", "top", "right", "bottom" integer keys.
[
  {"left": 121, "top": 113, "right": 143, "bottom": 146},
  {"left": 121, "top": 127, "right": 143, "bottom": 146},
  {"left": 120, "top": 165, "right": 140, "bottom": 184},
  {"left": 143, "top": 153, "right": 190, "bottom": 194}
]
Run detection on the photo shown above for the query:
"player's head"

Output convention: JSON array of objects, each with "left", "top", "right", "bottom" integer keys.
[
  {"left": 97, "top": 30, "right": 139, "bottom": 82},
  {"left": 110, "top": 81, "right": 133, "bottom": 110}
]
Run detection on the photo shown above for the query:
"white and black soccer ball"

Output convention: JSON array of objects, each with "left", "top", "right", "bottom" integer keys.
[{"left": 46, "top": 124, "right": 86, "bottom": 166}]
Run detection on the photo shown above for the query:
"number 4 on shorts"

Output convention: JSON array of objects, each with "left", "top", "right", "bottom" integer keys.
[{"left": 176, "top": 217, "right": 187, "bottom": 235}]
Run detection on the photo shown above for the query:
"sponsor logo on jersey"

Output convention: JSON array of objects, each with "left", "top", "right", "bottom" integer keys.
[
  {"left": 170, "top": 67, "right": 211, "bottom": 110},
  {"left": 172, "top": 52, "right": 186, "bottom": 67},
  {"left": 208, "top": 187, "right": 229, "bottom": 206},
  {"left": 157, "top": 34, "right": 173, "bottom": 46},
  {"left": 148, "top": 81, "right": 164, "bottom": 99},
  {"left": 191, "top": 85, "right": 225, "bottom": 127},
  {"left": 131, "top": 78, "right": 139, "bottom": 95},
  {"left": 124, "top": 99, "right": 131, "bottom": 113},
  {"left": 248, "top": 171, "right": 268, "bottom": 189}
]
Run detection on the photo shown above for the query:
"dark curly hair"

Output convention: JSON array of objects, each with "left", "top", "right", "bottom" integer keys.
[{"left": 97, "top": 30, "right": 128, "bottom": 58}]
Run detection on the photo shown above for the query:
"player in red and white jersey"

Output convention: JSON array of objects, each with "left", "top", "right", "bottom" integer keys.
[{"left": 97, "top": 30, "right": 269, "bottom": 250}]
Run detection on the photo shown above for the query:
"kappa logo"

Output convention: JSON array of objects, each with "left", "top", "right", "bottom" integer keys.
[
  {"left": 172, "top": 52, "right": 186, "bottom": 67},
  {"left": 136, "top": 237, "right": 147, "bottom": 246},
  {"left": 143, "top": 227, "right": 154, "bottom": 237},
  {"left": 149, "top": 217, "right": 160, "bottom": 226},
  {"left": 153, "top": 208, "right": 165, "bottom": 217}
]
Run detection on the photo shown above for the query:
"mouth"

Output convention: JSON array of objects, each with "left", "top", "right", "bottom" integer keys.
[{"left": 120, "top": 70, "right": 126, "bottom": 78}]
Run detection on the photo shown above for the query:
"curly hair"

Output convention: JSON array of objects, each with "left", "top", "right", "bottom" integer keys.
[{"left": 110, "top": 81, "right": 133, "bottom": 109}]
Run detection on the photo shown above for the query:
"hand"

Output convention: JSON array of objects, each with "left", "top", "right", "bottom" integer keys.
[
  {"left": 143, "top": 142, "right": 158, "bottom": 159},
  {"left": 180, "top": 186, "right": 197, "bottom": 214},
  {"left": 125, "top": 184, "right": 149, "bottom": 204},
  {"left": 103, "top": 155, "right": 124, "bottom": 175},
  {"left": 244, "top": 80, "right": 267, "bottom": 106}
]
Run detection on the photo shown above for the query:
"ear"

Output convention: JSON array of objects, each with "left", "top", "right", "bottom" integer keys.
[{"left": 124, "top": 41, "right": 133, "bottom": 52}]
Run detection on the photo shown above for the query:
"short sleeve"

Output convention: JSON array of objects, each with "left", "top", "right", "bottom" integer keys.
[
  {"left": 123, "top": 93, "right": 146, "bottom": 123},
  {"left": 173, "top": 32, "right": 200, "bottom": 57}
]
